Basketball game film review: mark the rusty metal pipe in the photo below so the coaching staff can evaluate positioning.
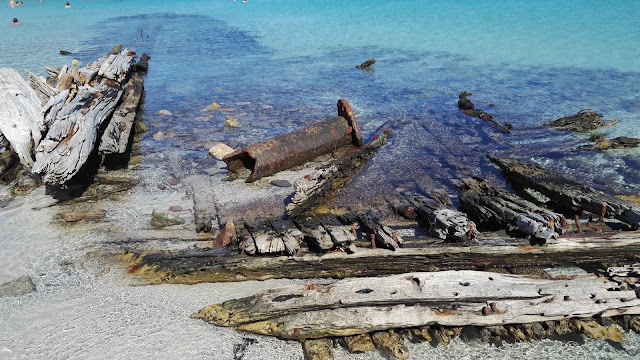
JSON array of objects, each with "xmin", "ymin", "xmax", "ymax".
[{"xmin": 223, "ymin": 99, "xmax": 363, "ymax": 183}]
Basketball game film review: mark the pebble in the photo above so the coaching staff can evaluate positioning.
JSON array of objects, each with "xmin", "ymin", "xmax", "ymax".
[
  {"xmin": 150, "ymin": 210, "xmax": 185, "ymax": 229},
  {"xmin": 208, "ymin": 143, "xmax": 235, "ymax": 160},
  {"xmin": 224, "ymin": 116, "xmax": 241, "ymax": 128},
  {"xmin": 152, "ymin": 131, "xmax": 165, "ymax": 140},
  {"xmin": 168, "ymin": 205, "xmax": 183, "ymax": 212},
  {"xmin": 0, "ymin": 276, "xmax": 36, "ymax": 298},
  {"xmin": 270, "ymin": 179, "xmax": 292, "ymax": 187},
  {"xmin": 134, "ymin": 122, "xmax": 147, "ymax": 133},
  {"xmin": 202, "ymin": 102, "xmax": 221, "ymax": 111}
]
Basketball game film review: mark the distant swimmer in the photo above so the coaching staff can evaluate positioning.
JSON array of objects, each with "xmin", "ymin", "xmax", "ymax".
[
  {"xmin": 12, "ymin": 17, "xmax": 20, "ymax": 26},
  {"xmin": 9, "ymin": 0, "xmax": 17, "ymax": 8},
  {"xmin": 65, "ymin": 2, "xmax": 70, "ymax": 8}
]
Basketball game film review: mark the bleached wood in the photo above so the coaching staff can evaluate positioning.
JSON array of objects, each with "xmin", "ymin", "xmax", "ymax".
[
  {"xmin": 0, "ymin": 68, "xmax": 43, "ymax": 167},
  {"xmin": 194, "ymin": 270, "xmax": 640, "ymax": 339},
  {"xmin": 32, "ymin": 83, "xmax": 124, "ymax": 185},
  {"xmin": 26, "ymin": 70, "xmax": 59, "ymax": 105},
  {"xmin": 41, "ymin": 89, "xmax": 69, "ymax": 131},
  {"xmin": 97, "ymin": 51, "xmax": 135, "ymax": 84},
  {"xmin": 32, "ymin": 49, "xmax": 138, "ymax": 186},
  {"xmin": 99, "ymin": 74, "xmax": 144, "ymax": 154}
]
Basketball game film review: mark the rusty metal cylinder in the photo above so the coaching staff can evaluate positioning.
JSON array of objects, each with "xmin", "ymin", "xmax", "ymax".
[{"xmin": 223, "ymin": 99, "xmax": 362, "ymax": 183}]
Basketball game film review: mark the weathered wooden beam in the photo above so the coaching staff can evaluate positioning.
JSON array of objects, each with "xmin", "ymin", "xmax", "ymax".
[
  {"xmin": 490, "ymin": 157, "xmax": 640, "ymax": 229},
  {"xmin": 294, "ymin": 216, "xmax": 334, "ymax": 251},
  {"xmin": 128, "ymin": 231, "xmax": 640, "ymax": 285},
  {"xmin": 352, "ymin": 210, "xmax": 403, "ymax": 250},
  {"xmin": 269, "ymin": 218, "xmax": 303, "ymax": 255},
  {"xmin": 98, "ymin": 74, "xmax": 144, "ymax": 155},
  {"xmin": 245, "ymin": 219, "xmax": 286, "ymax": 254},
  {"xmin": 458, "ymin": 177, "xmax": 564, "ymax": 243},
  {"xmin": 26, "ymin": 70, "xmax": 59, "ymax": 105},
  {"xmin": 286, "ymin": 130, "xmax": 389, "ymax": 217},
  {"xmin": 192, "ymin": 270, "xmax": 640, "ymax": 340},
  {"xmin": 0, "ymin": 68, "xmax": 43, "ymax": 167},
  {"xmin": 403, "ymin": 191, "xmax": 478, "ymax": 242}
]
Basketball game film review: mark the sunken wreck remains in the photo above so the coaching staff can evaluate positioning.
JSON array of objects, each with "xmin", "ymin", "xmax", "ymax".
[
  {"xmin": 4, "ymin": 48, "xmax": 640, "ymax": 360},
  {"xmin": 124, "ymin": 98, "xmax": 640, "ymax": 359}
]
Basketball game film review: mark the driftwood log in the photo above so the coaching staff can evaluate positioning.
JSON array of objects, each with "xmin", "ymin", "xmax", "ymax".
[
  {"xmin": 0, "ymin": 68, "xmax": 43, "ymax": 167},
  {"xmin": 32, "ymin": 48, "xmax": 137, "ymax": 185},
  {"xmin": 192, "ymin": 270, "xmax": 640, "ymax": 340},
  {"xmin": 458, "ymin": 177, "xmax": 564, "ymax": 243},
  {"xmin": 490, "ymin": 157, "xmax": 640, "ymax": 229},
  {"xmin": 546, "ymin": 109, "xmax": 618, "ymax": 132},
  {"xmin": 126, "ymin": 230, "xmax": 640, "ymax": 284}
]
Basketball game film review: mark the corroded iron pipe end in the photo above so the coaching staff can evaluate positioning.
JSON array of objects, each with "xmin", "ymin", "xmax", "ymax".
[
  {"xmin": 337, "ymin": 99, "xmax": 363, "ymax": 147},
  {"xmin": 223, "ymin": 100, "xmax": 363, "ymax": 183}
]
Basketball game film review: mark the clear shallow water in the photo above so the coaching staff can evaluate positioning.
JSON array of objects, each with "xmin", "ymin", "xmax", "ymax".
[
  {"xmin": 2, "ymin": 0, "xmax": 639, "ymax": 197},
  {"xmin": 2, "ymin": 1, "xmax": 640, "ymax": 359}
]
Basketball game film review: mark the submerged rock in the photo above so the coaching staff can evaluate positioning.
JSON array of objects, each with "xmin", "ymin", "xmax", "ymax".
[
  {"xmin": 208, "ymin": 143, "xmax": 235, "ymax": 160},
  {"xmin": 224, "ymin": 116, "xmax": 241, "ymax": 128},
  {"xmin": 546, "ymin": 109, "xmax": 618, "ymax": 132},
  {"xmin": 150, "ymin": 210, "xmax": 185, "ymax": 229},
  {"xmin": 157, "ymin": 109, "xmax": 173, "ymax": 116},
  {"xmin": 0, "ymin": 275, "xmax": 36, "ymax": 298}
]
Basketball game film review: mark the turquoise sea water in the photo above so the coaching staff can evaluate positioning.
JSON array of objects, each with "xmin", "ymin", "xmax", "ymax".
[{"xmin": 2, "ymin": 0, "xmax": 639, "ymax": 197}]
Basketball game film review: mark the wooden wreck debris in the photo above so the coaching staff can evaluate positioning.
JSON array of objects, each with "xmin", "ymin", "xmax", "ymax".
[
  {"xmin": 98, "ymin": 74, "xmax": 144, "ymax": 154},
  {"xmin": 223, "ymin": 99, "xmax": 363, "ymax": 183},
  {"xmin": 402, "ymin": 190, "xmax": 478, "ymax": 242},
  {"xmin": 339, "ymin": 334, "xmax": 376, "ymax": 353},
  {"xmin": 286, "ymin": 130, "xmax": 390, "ymax": 217},
  {"xmin": 294, "ymin": 216, "xmax": 335, "ymax": 252},
  {"xmin": 546, "ymin": 109, "xmax": 618, "ymax": 132},
  {"xmin": 245, "ymin": 219, "xmax": 287, "ymax": 254},
  {"xmin": 235, "ymin": 220, "xmax": 257, "ymax": 255},
  {"xmin": 458, "ymin": 177, "xmax": 564, "ymax": 243},
  {"xmin": 0, "ymin": 68, "xmax": 43, "ymax": 167},
  {"xmin": 32, "ymin": 48, "xmax": 138, "ymax": 186},
  {"xmin": 126, "ymin": 230, "xmax": 640, "ymax": 285},
  {"xmin": 490, "ymin": 157, "xmax": 640, "ymax": 229},
  {"xmin": 457, "ymin": 91, "xmax": 474, "ymax": 110},
  {"xmin": 26, "ymin": 70, "xmax": 59, "ymax": 105},
  {"xmin": 193, "ymin": 270, "xmax": 640, "ymax": 340},
  {"xmin": 269, "ymin": 218, "xmax": 304, "ymax": 255},
  {"xmin": 350, "ymin": 210, "xmax": 403, "ymax": 250}
]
